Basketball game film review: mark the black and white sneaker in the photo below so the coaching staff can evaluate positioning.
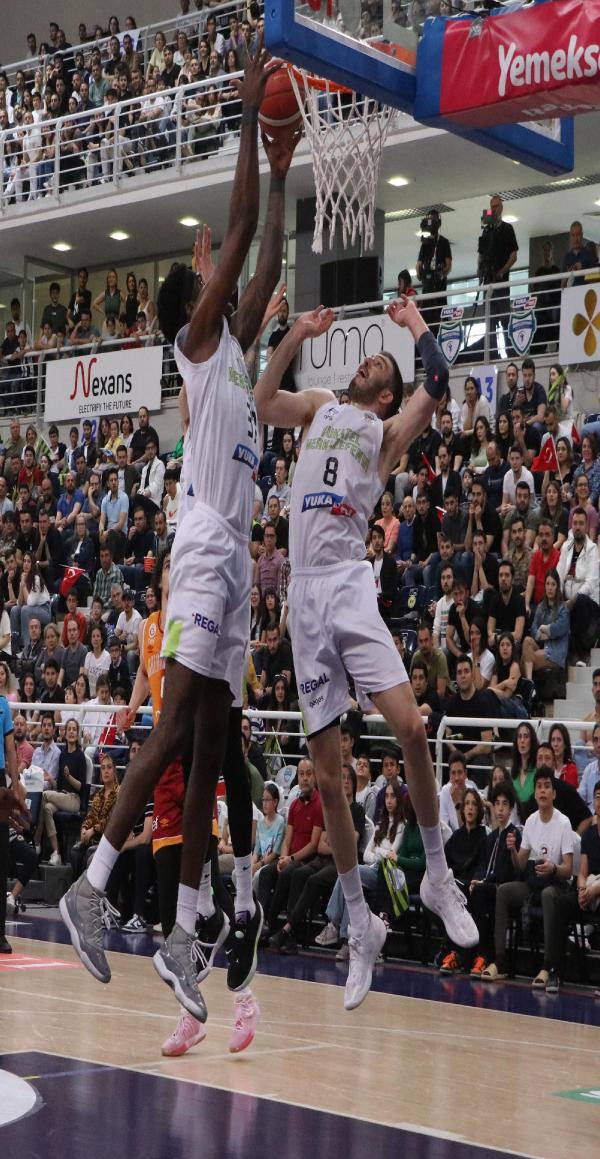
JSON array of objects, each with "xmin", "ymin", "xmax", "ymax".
[
  {"xmin": 225, "ymin": 901, "xmax": 263, "ymax": 992},
  {"xmin": 195, "ymin": 904, "xmax": 230, "ymax": 983}
]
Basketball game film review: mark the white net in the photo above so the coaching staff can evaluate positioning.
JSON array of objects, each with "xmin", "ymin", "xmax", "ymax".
[{"xmin": 289, "ymin": 68, "xmax": 396, "ymax": 254}]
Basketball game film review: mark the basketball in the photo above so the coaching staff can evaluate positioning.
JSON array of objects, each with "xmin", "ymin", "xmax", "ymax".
[{"xmin": 259, "ymin": 65, "xmax": 302, "ymax": 135}]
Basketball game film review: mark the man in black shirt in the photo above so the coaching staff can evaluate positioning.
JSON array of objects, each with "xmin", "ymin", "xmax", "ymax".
[
  {"xmin": 266, "ymin": 297, "xmax": 295, "ymax": 454},
  {"xmin": 445, "ymin": 655, "xmax": 494, "ymax": 787},
  {"xmin": 477, "ymin": 195, "xmax": 518, "ymax": 358},
  {"xmin": 161, "ymin": 45, "xmax": 180, "ymax": 89},
  {"xmin": 438, "ymin": 410, "xmax": 464, "ymax": 472},
  {"xmin": 497, "ymin": 362, "xmax": 519, "ymax": 418},
  {"xmin": 130, "ymin": 406, "xmax": 160, "ymax": 468},
  {"xmin": 122, "ymin": 506, "xmax": 155, "ymax": 592},
  {"xmin": 416, "ymin": 208, "xmax": 452, "ymax": 334},
  {"xmin": 407, "ymin": 423, "xmax": 442, "ymax": 481},
  {"xmin": 259, "ymin": 624, "xmax": 293, "ymax": 703},
  {"xmin": 67, "ymin": 268, "xmax": 92, "ymax": 332},
  {"xmin": 462, "ymin": 478, "xmax": 502, "ymax": 590},
  {"xmin": 107, "ymin": 637, "xmax": 133, "ymax": 699},
  {"xmin": 487, "ymin": 560, "xmax": 526, "ymax": 649},
  {"xmin": 15, "ymin": 510, "xmax": 40, "ymax": 561},
  {"xmin": 40, "ymin": 282, "xmax": 68, "ymax": 334}
]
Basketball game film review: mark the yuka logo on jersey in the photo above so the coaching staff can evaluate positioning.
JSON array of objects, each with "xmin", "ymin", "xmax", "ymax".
[
  {"xmin": 302, "ymin": 492, "xmax": 356, "ymax": 517},
  {"xmin": 232, "ymin": 443, "xmax": 259, "ymax": 480}
]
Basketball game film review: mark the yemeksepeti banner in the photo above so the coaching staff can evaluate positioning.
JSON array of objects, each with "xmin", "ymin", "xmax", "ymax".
[
  {"xmin": 44, "ymin": 345, "xmax": 163, "ymax": 423},
  {"xmin": 294, "ymin": 313, "xmax": 415, "ymax": 392},
  {"xmin": 438, "ymin": 0, "xmax": 600, "ymax": 127},
  {"xmin": 559, "ymin": 284, "xmax": 600, "ymax": 364}
]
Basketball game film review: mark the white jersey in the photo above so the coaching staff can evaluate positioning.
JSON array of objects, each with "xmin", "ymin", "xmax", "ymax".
[
  {"xmin": 178, "ymin": 431, "xmax": 193, "ymax": 524},
  {"xmin": 174, "ymin": 319, "xmax": 260, "ymax": 537},
  {"xmin": 289, "ymin": 401, "xmax": 384, "ymax": 570}
]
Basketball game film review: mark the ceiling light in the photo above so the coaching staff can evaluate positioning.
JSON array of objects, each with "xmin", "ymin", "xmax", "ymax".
[
  {"xmin": 388, "ymin": 175, "xmax": 409, "ymax": 188},
  {"xmin": 52, "ymin": 242, "xmax": 72, "ymax": 252},
  {"xmin": 109, "ymin": 230, "xmax": 130, "ymax": 241},
  {"xmin": 503, "ymin": 215, "xmax": 518, "ymax": 224},
  {"xmin": 179, "ymin": 216, "xmax": 200, "ymax": 228}
]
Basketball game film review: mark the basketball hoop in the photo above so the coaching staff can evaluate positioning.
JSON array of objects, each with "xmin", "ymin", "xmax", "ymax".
[{"xmin": 289, "ymin": 66, "xmax": 396, "ymax": 254}]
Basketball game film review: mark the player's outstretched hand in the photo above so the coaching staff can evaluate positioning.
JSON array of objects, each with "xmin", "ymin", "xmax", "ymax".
[
  {"xmin": 116, "ymin": 706, "xmax": 136, "ymax": 732},
  {"xmin": 294, "ymin": 305, "xmax": 335, "ymax": 341},
  {"xmin": 0, "ymin": 787, "xmax": 31, "ymax": 831},
  {"xmin": 261, "ymin": 284, "xmax": 287, "ymax": 330},
  {"xmin": 261, "ymin": 122, "xmax": 303, "ymax": 179},
  {"xmin": 386, "ymin": 295, "xmax": 420, "ymax": 327},
  {"xmin": 193, "ymin": 224, "xmax": 215, "ymax": 286},
  {"xmin": 235, "ymin": 33, "xmax": 282, "ymax": 108}
]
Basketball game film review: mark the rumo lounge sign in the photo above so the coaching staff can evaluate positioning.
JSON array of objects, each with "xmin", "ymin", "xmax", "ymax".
[
  {"xmin": 295, "ymin": 313, "xmax": 415, "ymax": 393},
  {"xmin": 439, "ymin": 0, "xmax": 600, "ymax": 126},
  {"xmin": 44, "ymin": 345, "xmax": 163, "ymax": 423}
]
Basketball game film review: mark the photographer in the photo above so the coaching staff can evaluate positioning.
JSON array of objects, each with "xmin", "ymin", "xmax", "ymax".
[
  {"xmin": 477, "ymin": 195, "xmax": 518, "ymax": 358},
  {"xmin": 416, "ymin": 208, "xmax": 452, "ymax": 334}
]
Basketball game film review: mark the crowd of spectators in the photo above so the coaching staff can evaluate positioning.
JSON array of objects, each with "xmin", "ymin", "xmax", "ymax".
[{"xmin": 0, "ymin": 3, "xmax": 265, "ymax": 201}]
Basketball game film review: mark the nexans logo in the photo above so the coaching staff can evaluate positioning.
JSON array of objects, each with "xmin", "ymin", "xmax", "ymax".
[
  {"xmin": 300, "ymin": 673, "xmax": 330, "ymax": 695},
  {"xmin": 69, "ymin": 357, "xmax": 133, "ymax": 401}
]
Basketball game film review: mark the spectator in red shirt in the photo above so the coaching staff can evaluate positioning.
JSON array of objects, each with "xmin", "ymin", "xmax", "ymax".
[
  {"xmin": 256, "ymin": 758, "xmax": 324, "ymax": 937},
  {"xmin": 17, "ymin": 446, "xmax": 43, "ymax": 494},
  {"xmin": 524, "ymin": 520, "xmax": 560, "ymax": 617},
  {"xmin": 60, "ymin": 589, "xmax": 88, "ymax": 646},
  {"xmin": 549, "ymin": 723, "xmax": 579, "ymax": 788}
]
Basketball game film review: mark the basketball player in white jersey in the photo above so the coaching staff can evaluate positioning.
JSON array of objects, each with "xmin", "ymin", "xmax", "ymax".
[
  {"xmin": 60, "ymin": 44, "xmax": 300, "ymax": 1020},
  {"xmin": 254, "ymin": 297, "xmax": 478, "ymax": 1009}
]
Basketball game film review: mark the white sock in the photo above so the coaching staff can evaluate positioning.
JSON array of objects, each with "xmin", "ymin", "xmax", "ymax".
[
  {"xmin": 176, "ymin": 884, "xmax": 198, "ymax": 935},
  {"xmin": 419, "ymin": 824, "xmax": 448, "ymax": 884},
  {"xmin": 86, "ymin": 836, "xmax": 119, "ymax": 892},
  {"xmin": 234, "ymin": 854, "xmax": 255, "ymax": 918},
  {"xmin": 338, "ymin": 865, "xmax": 369, "ymax": 935},
  {"xmin": 197, "ymin": 862, "xmax": 215, "ymax": 919}
]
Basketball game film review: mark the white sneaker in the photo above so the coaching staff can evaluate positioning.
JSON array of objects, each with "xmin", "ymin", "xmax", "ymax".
[
  {"xmin": 49, "ymin": 850, "xmax": 62, "ymax": 866},
  {"xmin": 344, "ymin": 913, "xmax": 387, "ymax": 1011},
  {"xmin": 420, "ymin": 869, "xmax": 478, "ymax": 948},
  {"xmin": 315, "ymin": 922, "xmax": 339, "ymax": 947},
  {"xmin": 6, "ymin": 893, "xmax": 16, "ymax": 916}
]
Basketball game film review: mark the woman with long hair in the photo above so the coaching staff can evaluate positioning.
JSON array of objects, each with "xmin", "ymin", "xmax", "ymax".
[
  {"xmin": 510, "ymin": 721, "xmax": 539, "ymax": 814},
  {"xmin": 266, "ymin": 675, "xmax": 297, "ymax": 762},
  {"xmin": 258, "ymin": 589, "xmax": 281, "ymax": 645},
  {"xmin": 522, "ymin": 569, "xmax": 569, "ymax": 681},
  {"xmin": 124, "ymin": 272, "xmax": 139, "ymax": 329},
  {"xmin": 0, "ymin": 594, "xmax": 11, "ymax": 665},
  {"xmin": 19, "ymin": 672, "xmax": 37, "ymax": 719},
  {"xmin": 468, "ymin": 618, "xmax": 495, "ymax": 689},
  {"xmin": 547, "ymin": 363, "xmax": 573, "ymax": 437},
  {"xmin": 10, "ymin": 552, "xmax": 51, "ymax": 646},
  {"xmin": 496, "ymin": 411, "xmax": 513, "ymax": 461},
  {"xmin": 252, "ymin": 782, "xmax": 285, "ymax": 878},
  {"xmin": 490, "ymin": 633, "xmax": 528, "ymax": 719},
  {"xmin": 93, "ymin": 268, "xmax": 123, "ymax": 325},
  {"xmin": 374, "ymin": 491, "xmax": 400, "ymax": 554},
  {"xmin": 137, "ymin": 277, "xmax": 156, "ymax": 331},
  {"xmin": 74, "ymin": 672, "xmax": 91, "ymax": 704},
  {"xmin": 249, "ymin": 584, "xmax": 262, "ymax": 645},
  {"xmin": 543, "ymin": 435, "xmax": 573, "ymax": 500},
  {"xmin": 539, "ymin": 480, "xmax": 568, "ymax": 549},
  {"xmin": 37, "ymin": 717, "xmax": 86, "ymax": 866},
  {"xmin": 83, "ymin": 626, "xmax": 111, "ymax": 696},
  {"xmin": 146, "ymin": 30, "xmax": 167, "ymax": 80},
  {"xmin": 573, "ymin": 433, "xmax": 600, "ymax": 507},
  {"xmin": 120, "ymin": 413, "xmax": 134, "ymax": 455},
  {"xmin": 461, "ymin": 376, "xmax": 492, "ymax": 442},
  {"xmin": 281, "ymin": 430, "xmax": 297, "ymax": 478},
  {"xmin": 548, "ymin": 723, "xmax": 578, "ymax": 787},
  {"xmin": 0, "ymin": 661, "xmax": 17, "ymax": 703},
  {"xmin": 222, "ymin": 47, "xmax": 242, "ymax": 133},
  {"xmin": 469, "ymin": 416, "xmax": 492, "ymax": 473},
  {"xmin": 34, "ymin": 622, "xmax": 65, "ymax": 689}
]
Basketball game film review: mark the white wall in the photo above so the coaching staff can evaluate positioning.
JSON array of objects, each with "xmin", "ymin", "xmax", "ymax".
[{"xmin": 3, "ymin": 1, "xmax": 176, "ymax": 64}]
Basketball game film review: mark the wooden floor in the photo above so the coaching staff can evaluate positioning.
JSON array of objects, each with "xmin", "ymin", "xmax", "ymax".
[{"xmin": 1, "ymin": 926, "xmax": 600, "ymax": 1158}]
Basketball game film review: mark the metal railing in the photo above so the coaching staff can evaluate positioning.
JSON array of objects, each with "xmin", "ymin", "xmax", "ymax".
[
  {"xmin": 2, "ymin": 0, "xmax": 255, "ymax": 87},
  {"xmin": 0, "ymin": 69, "xmax": 246, "ymax": 214},
  {"xmin": 436, "ymin": 715, "xmax": 597, "ymax": 785}
]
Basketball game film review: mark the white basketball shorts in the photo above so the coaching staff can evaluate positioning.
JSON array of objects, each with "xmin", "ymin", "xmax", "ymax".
[
  {"xmin": 288, "ymin": 559, "xmax": 408, "ymax": 737},
  {"xmin": 162, "ymin": 501, "xmax": 251, "ymax": 706}
]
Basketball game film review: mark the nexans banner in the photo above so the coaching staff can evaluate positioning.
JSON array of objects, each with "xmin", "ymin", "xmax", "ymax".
[
  {"xmin": 438, "ymin": 0, "xmax": 600, "ymax": 127},
  {"xmin": 44, "ymin": 345, "xmax": 163, "ymax": 423}
]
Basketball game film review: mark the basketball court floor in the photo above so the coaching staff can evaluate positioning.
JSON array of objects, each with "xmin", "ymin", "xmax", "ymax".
[{"xmin": 1, "ymin": 909, "xmax": 599, "ymax": 1158}]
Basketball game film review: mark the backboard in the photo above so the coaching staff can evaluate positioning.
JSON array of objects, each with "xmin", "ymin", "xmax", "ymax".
[
  {"xmin": 265, "ymin": 1, "xmax": 574, "ymax": 175},
  {"xmin": 265, "ymin": 1, "xmax": 418, "ymax": 110}
]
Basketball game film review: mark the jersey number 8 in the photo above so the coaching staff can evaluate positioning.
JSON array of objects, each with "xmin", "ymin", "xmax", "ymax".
[{"xmin": 323, "ymin": 456, "xmax": 338, "ymax": 486}]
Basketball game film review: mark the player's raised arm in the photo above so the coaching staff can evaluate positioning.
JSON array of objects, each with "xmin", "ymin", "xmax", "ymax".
[
  {"xmin": 378, "ymin": 297, "xmax": 449, "ymax": 483},
  {"xmin": 181, "ymin": 41, "xmax": 280, "ymax": 364},
  {"xmin": 231, "ymin": 125, "xmax": 301, "ymax": 354},
  {"xmin": 254, "ymin": 306, "xmax": 336, "ymax": 428}
]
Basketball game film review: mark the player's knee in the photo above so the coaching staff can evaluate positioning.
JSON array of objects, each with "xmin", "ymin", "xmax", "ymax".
[{"xmin": 403, "ymin": 708, "xmax": 428, "ymax": 751}]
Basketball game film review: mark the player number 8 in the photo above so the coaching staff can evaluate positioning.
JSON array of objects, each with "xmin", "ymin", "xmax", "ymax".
[{"xmin": 323, "ymin": 456, "xmax": 338, "ymax": 486}]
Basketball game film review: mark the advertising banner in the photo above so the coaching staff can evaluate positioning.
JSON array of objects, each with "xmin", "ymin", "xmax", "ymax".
[
  {"xmin": 559, "ymin": 284, "xmax": 600, "ymax": 363},
  {"xmin": 439, "ymin": 0, "xmax": 600, "ymax": 127},
  {"xmin": 295, "ymin": 313, "xmax": 415, "ymax": 392},
  {"xmin": 44, "ymin": 345, "xmax": 163, "ymax": 423}
]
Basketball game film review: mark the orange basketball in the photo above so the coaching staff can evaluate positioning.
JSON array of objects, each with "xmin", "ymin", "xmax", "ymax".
[{"xmin": 259, "ymin": 65, "xmax": 302, "ymax": 133}]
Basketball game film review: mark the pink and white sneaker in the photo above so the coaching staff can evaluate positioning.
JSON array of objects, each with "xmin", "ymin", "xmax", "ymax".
[
  {"xmin": 228, "ymin": 991, "xmax": 260, "ymax": 1054},
  {"xmin": 161, "ymin": 1010, "xmax": 207, "ymax": 1057}
]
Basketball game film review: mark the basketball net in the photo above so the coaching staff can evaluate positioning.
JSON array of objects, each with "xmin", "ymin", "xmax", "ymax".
[{"xmin": 290, "ymin": 68, "xmax": 395, "ymax": 254}]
